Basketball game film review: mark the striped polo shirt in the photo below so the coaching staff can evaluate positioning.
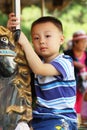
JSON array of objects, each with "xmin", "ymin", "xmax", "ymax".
[{"xmin": 33, "ymin": 54, "xmax": 77, "ymax": 122}]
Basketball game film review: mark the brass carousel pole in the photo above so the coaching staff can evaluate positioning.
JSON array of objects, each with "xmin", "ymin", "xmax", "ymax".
[
  {"xmin": 12, "ymin": 0, "xmax": 21, "ymax": 29},
  {"xmin": 12, "ymin": 0, "xmax": 21, "ymax": 42},
  {"xmin": 41, "ymin": 0, "xmax": 45, "ymax": 16}
]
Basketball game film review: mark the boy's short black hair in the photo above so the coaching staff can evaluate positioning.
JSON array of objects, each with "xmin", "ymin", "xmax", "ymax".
[{"xmin": 31, "ymin": 16, "xmax": 63, "ymax": 33}]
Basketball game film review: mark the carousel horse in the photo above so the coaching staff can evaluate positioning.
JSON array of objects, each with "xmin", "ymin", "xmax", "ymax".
[{"xmin": 0, "ymin": 26, "xmax": 32, "ymax": 130}]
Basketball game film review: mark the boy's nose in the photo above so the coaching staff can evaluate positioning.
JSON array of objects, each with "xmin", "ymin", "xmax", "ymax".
[
  {"xmin": 40, "ymin": 38, "xmax": 45, "ymax": 44},
  {"xmin": 40, "ymin": 41, "xmax": 45, "ymax": 45}
]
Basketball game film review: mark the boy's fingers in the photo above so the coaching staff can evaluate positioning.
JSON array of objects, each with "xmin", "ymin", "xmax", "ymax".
[
  {"xmin": 9, "ymin": 12, "xmax": 15, "ymax": 18},
  {"xmin": 9, "ymin": 12, "xmax": 18, "ymax": 21},
  {"xmin": 7, "ymin": 12, "xmax": 20, "ymax": 31}
]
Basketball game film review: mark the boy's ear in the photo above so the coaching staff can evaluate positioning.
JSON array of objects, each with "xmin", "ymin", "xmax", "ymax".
[{"xmin": 60, "ymin": 35, "xmax": 64, "ymax": 45}]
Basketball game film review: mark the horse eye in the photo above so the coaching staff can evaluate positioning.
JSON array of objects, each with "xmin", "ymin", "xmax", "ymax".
[{"xmin": 1, "ymin": 36, "xmax": 8, "ymax": 44}]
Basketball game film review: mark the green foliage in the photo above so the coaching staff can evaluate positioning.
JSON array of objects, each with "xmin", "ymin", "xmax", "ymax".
[
  {"xmin": 0, "ymin": 11, "xmax": 8, "ymax": 26},
  {"xmin": 21, "ymin": 5, "xmax": 42, "ymax": 40},
  {"xmin": 52, "ymin": 1, "xmax": 87, "ymax": 49},
  {"xmin": 0, "ymin": 1, "xmax": 87, "ymax": 50}
]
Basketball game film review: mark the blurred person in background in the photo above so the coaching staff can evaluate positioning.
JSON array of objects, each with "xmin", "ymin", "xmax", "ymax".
[{"xmin": 64, "ymin": 30, "xmax": 87, "ymax": 126}]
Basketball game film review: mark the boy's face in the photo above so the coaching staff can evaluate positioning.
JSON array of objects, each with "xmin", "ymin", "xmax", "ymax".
[{"xmin": 31, "ymin": 22, "xmax": 64, "ymax": 60}]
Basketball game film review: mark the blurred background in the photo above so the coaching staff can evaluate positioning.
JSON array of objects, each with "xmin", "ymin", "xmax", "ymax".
[{"xmin": 0, "ymin": 0, "xmax": 87, "ymax": 50}]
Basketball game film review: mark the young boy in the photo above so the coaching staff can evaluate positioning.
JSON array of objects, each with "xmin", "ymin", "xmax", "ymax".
[{"xmin": 7, "ymin": 13, "xmax": 77, "ymax": 130}]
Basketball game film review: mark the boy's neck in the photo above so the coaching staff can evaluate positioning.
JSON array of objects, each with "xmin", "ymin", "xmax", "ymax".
[{"xmin": 44, "ymin": 53, "xmax": 59, "ymax": 63}]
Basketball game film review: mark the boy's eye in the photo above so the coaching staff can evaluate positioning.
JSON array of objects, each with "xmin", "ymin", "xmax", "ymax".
[
  {"xmin": 46, "ymin": 35, "xmax": 51, "ymax": 38},
  {"xmin": 33, "ymin": 37, "xmax": 39, "ymax": 40}
]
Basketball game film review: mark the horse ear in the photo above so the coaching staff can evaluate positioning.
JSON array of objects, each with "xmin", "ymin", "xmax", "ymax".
[{"xmin": 0, "ymin": 26, "xmax": 11, "ymax": 34}]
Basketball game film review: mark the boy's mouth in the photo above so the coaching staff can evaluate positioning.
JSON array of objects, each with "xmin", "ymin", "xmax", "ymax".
[{"xmin": 40, "ymin": 47, "xmax": 47, "ymax": 51}]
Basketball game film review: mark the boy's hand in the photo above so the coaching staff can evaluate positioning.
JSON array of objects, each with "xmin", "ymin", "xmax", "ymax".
[{"xmin": 7, "ymin": 12, "xmax": 19, "ymax": 31}]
